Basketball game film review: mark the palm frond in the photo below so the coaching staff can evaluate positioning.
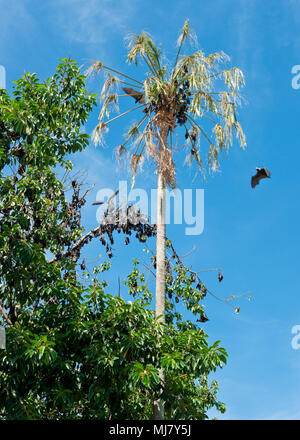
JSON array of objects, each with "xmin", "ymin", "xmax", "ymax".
[
  {"xmin": 124, "ymin": 115, "xmax": 147, "ymax": 141},
  {"xmin": 208, "ymin": 144, "xmax": 219, "ymax": 172},
  {"xmin": 92, "ymin": 122, "xmax": 108, "ymax": 146},
  {"xmin": 130, "ymin": 150, "xmax": 145, "ymax": 189},
  {"xmin": 126, "ymin": 32, "xmax": 150, "ymax": 65},
  {"xmin": 233, "ymin": 120, "xmax": 246, "ymax": 148},
  {"xmin": 126, "ymin": 32, "xmax": 163, "ymax": 78},
  {"xmin": 145, "ymin": 129, "xmax": 158, "ymax": 161},
  {"xmin": 116, "ymin": 144, "xmax": 128, "ymax": 157},
  {"xmin": 172, "ymin": 19, "xmax": 197, "ymax": 78},
  {"xmin": 178, "ymin": 18, "xmax": 197, "ymax": 47},
  {"xmin": 85, "ymin": 61, "xmax": 103, "ymax": 77},
  {"xmin": 98, "ymin": 94, "xmax": 119, "ymax": 121},
  {"xmin": 100, "ymin": 73, "xmax": 120, "ymax": 100}
]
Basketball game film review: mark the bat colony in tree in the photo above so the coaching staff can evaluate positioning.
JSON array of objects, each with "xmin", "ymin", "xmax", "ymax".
[{"xmin": 251, "ymin": 167, "xmax": 271, "ymax": 189}]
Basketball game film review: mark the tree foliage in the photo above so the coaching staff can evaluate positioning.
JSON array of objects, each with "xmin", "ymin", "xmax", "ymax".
[{"xmin": 0, "ymin": 58, "xmax": 227, "ymax": 420}]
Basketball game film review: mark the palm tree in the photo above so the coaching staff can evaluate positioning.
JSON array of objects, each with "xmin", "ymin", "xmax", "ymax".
[{"xmin": 87, "ymin": 19, "xmax": 246, "ymax": 419}]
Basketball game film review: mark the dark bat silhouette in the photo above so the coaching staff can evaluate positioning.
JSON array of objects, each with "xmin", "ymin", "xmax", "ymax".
[
  {"xmin": 197, "ymin": 312, "xmax": 209, "ymax": 323},
  {"xmin": 251, "ymin": 167, "xmax": 271, "ymax": 189},
  {"xmin": 122, "ymin": 87, "xmax": 145, "ymax": 104}
]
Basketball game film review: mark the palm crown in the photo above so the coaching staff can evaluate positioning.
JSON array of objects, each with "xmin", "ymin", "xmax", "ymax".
[{"xmin": 87, "ymin": 19, "xmax": 246, "ymax": 187}]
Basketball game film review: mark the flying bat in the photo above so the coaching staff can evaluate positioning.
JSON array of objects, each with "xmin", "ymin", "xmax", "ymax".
[
  {"xmin": 122, "ymin": 87, "xmax": 145, "ymax": 104},
  {"xmin": 92, "ymin": 190, "xmax": 119, "ymax": 206},
  {"xmin": 251, "ymin": 167, "xmax": 271, "ymax": 189}
]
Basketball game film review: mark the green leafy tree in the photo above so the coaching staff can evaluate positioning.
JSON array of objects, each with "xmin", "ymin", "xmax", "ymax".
[
  {"xmin": 0, "ymin": 58, "xmax": 228, "ymax": 420},
  {"xmin": 88, "ymin": 19, "xmax": 246, "ymax": 418}
]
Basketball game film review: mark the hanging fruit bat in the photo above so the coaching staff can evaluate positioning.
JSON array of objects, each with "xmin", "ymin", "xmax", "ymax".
[
  {"xmin": 197, "ymin": 312, "xmax": 209, "ymax": 323},
  {"xmin": 251, "ymin": 167, "xmax": 271, "ymax": 189},
  {"xmin": 122, "ymin": 87, "xmax": 145, "ymax": 104}
]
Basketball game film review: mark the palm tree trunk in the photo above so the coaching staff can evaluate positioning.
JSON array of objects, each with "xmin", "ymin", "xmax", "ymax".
[{"xmin": 153, "ymin": 125, "xmax": 168, "ymax": 420}]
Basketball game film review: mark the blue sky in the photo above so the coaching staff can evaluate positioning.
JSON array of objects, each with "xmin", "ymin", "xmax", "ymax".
[{"xmin": 1, "ymin": 0, "xmax": 300, "ymax": 420}]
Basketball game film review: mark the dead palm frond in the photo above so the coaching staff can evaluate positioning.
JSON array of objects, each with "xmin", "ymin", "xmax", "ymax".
[{"xmin": 88, "ymin": 19, "xmax": 246, "ymax": 184}]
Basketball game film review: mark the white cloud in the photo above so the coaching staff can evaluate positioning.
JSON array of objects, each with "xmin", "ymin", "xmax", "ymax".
[{"xmin": 51, "ymin": 0, "xmax": 138, "ymax": 51}]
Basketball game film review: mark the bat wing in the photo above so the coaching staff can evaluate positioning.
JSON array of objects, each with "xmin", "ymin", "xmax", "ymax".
[
  {"xmin": 251, "ymin": 167, "xmax": 271, "ymax": 188},
  {"xmin": 122, "ymin": 87, "xmax": 135, "ymax": 96},
  {"xmin": 197, "ymin": 312, "xmax": 209, "ymax": 323},
  {"xmin": 122, "ymin": 87, "xmax": 145, "ymax": 104},
  {"xmin": 262, "ymin": 168, "xmax": 271, "ymax": 178},
  {"xmin": 251, "ymin": 174, "xmax": 259, "ymax": 188}
]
